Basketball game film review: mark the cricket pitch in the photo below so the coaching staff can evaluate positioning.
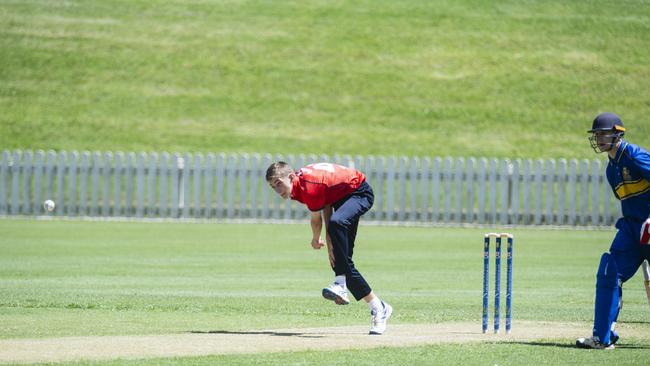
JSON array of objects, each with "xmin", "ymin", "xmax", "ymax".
[{"xmin": 2, "ymin": 321, "xmax": 645, "ymax": 364}]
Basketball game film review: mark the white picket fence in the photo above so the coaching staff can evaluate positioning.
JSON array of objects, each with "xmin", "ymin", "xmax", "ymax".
[{"xmin": 0, "ymin": 150, "xmax": 620, "ymax": 226}]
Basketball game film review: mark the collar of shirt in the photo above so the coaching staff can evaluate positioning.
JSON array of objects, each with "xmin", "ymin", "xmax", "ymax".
[
  {"xmin": 610, "ymin": 140, "xmax": 628, "ymax": 164},
  {"xmin": 290, "ymin": 176, "xmax": 301, "ymax": 201}
]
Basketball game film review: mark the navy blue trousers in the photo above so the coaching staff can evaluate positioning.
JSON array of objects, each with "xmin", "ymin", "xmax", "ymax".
[
  {"xmin": 593, "ymin": 217, "xmax": 650, "ymax": 343},
  {"xmin": 328, "ymin": 181, "xmax": 374, "ymax": 301}
]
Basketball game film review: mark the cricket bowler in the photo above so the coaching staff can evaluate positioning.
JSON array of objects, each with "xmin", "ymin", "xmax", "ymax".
[{"xmin": 266, "ymin": 161, "xmax": 392, "ymax": 335}]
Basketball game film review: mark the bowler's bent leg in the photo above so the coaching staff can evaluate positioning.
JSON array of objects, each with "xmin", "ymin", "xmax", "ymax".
[{"xmin": 328, "ymin": 185, "xmax": 374, "ymax": 301}]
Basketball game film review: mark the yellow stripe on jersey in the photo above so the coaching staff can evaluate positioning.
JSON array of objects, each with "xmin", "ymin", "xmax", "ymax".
[{"xmin": 615, "ymin": 178, "xmax": 650, "ymax": 200}]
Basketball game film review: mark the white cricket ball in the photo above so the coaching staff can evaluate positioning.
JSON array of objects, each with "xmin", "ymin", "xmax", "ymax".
[{"xmin": 43, "ymin": 200, "xmax": 56, "ymax": 212}]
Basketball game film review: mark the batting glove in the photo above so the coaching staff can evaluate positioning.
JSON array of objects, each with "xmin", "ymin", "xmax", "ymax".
[{"xmin": 641, "ymin": 218, "xmax": 650, "ymax": 245}]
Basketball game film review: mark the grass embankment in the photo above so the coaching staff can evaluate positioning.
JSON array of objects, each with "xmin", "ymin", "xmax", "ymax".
[{"xmin": 1, "ymin": 0, "xmax": 649, "ymax": 158}]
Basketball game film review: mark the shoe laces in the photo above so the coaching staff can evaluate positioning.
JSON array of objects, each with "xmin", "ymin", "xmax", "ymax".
[
  {"xmin": 371, "ymin": 304, "xmax": 385, "ymax": 323},
  {"xmin": 371, "ymin": 313, "xmax": 380, "ymax": 326}
]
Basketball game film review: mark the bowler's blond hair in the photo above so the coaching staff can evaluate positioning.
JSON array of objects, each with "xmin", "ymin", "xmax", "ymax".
[{"xmin": 265, "ymin": 161, "xmax": 294, "ymax": 182}]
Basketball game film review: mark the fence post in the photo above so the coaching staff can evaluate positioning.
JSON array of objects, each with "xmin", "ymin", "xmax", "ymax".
[
  {"xmin": 0, "ymin": 151, "xmax": 9, "ymax": 215},
  {"xmin": 398, "ymin": 156, "xmax": 407, "ymax": 222},
  {"xmin": 591, "ymin": 160, "xmax": 602, "ymax": 226},
  {"xmin": 79, "ymin": 151, "xmax": 90, "ymax": 217},
  {"xmin": 216, "ymin": 153, "xmax": 225, "ymax": 219},
  {"xmin": 464, "ymin": 158, "xmax": 475, "ymax": 224},
  {"xmin": 11, "ymin": 150, "xmax": 21, "ymax": 215},
  {"xmin": 181, "ymin": 153, "xmax": 191, "ymax": 218},
  {"xmin": 227, "ymin": 154, "xmax": 237, "ymax": 219},
  {"xmin": 238, "ymin": 154, "xmax": 249, "ymax": 219},
  {"xmin": 249, "ymin": 154, "xmax": 259, "ymax": 219},
  {"xmin": 545, "ymin": 159, "xmax": 555, "ymax": 225},
  {"xmin": 195, "ymin": 153, "xmax": 204, "ymax": 218},
  {"xmin": 375, "ymin": 156, "xmax": 385, "ymax": 221},
  {"xmin": 533, "ymin": 159, "xmax": 543, "ymax": 225},
  {"xmin": 159, "ymin": 153, "xmax": 169, "ymax": 218},
  {"xmin": 114, "ymin": 152, "xmax": 124, "ymax": 217},
  {"xmin": 91, "ymin": 152, "xmax": 101, "ymax": 217},
  {"xmin": 124, "ymin": 152, "xmax": 135, "ymax": 218},
  {"xmin": 454, "ymin": 157, "xmax": 464, "ymax": 223},
  {"xmin": 67, "ymin": 151, "xmax": 79, "ymax": 217},
  {"xmin": 204, "ymin": 153, "xmax": 215, "ymax": 219},
  {"xmin": 136, "ymin": 152, "xmax": 145, "ymax": 218},
  {"xmin": 511, "ymin": 160, "xmax": 520, "ymax": 225},
  {"xmin": 33, "ymin": 151, "xmax": 44, "ymax": 215},
  {"xmin": 386, "ymin": 157, "xmax": 395, "ymax": 221},
  {"xmin": 568, "ymin": 159, "xmax": 578, "ymax": 225},
  {"xmin": 56, "ymin": 151, "xmax": 67, "ymax": 217},
  {"xmin": 261, "ymin": 154, "xmax": 271, "ymax": 219},
  {"xmin": 420, "ymin": 157, "xmax": 430, "ymax": 222},
  {"xmin": 579, "ymin": 159, "xmax": 590, "ymax": 226},
  {"xmin": 522, "ymin": 159, "xmax": 531, "ymax": 224},
  {"xmin": 365, "ymin": 156, "xmax": 377, "ymax": 221},
  {"xmin": 410, "ymin": 156, "xmax": 418, "ymax": 222},
  {"xmin": 147, "ymin": 152, "xmax": 158, "ymax": 218},
  {"xmin": 488, "ymin": 158, "xmax": 497, "ymax": 224},
  {"xmin": 500, "ymin": 159, "xmax": 509, "ymax": 225},
  {"xmin": 171, "ymin": 153, "xmax": 181, "ymax": 219},
  {"xmin": 22, "ymin": 150, "xmax": 33, "ymax": 215},
  {"xmin": 557, "ymin": 159, "xmax": 567, "ymax": 225},
  {"xmin": 476, "ymin": 158, "xmax": 486, "ymax": 224},
  {"xmin": 100, "ymin": 152, "xmax": 111, "ymax": 217},
  {"xmin": 443, "ymin": 157, "xmax": 452, "ymax": 223}
]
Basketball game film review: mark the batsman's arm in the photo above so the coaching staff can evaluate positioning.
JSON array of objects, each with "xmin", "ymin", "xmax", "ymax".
[{"xmin": 310, "ymin": 211, "xmax": 325, "ymax": 249}]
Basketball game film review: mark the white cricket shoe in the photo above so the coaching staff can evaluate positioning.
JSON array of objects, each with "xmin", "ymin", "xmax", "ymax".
[
  {"xmin": 322, "ymin": 283, "xmax": 350, "ymax": 305},
  {"xmin": 369, "ymin": 302, "xmax": 393, "ymax": 335},
  {"xmin": 576, "ymin": 336, "xmax": 615, "ymax": 350}
]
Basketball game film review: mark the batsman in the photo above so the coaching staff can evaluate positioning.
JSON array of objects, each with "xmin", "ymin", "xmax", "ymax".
[{"xmin": 577, "ymin": 112, "xmax": 650, "ymax": 349}]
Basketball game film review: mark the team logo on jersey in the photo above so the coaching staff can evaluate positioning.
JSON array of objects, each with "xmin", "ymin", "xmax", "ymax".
[{"xmin": 622, "ymin": 167, "xmax": 633, "ymax": 182}]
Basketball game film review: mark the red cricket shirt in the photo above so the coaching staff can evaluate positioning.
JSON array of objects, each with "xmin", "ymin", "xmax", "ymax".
[{"xmin": 290, "ymin": 163, "xmax": 366, "ymax": 211}]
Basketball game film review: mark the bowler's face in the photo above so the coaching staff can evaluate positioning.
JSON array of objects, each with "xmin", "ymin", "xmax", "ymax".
[{"xmin": 269, "ymin": 177, "xmax": 292, "ymax": 199}]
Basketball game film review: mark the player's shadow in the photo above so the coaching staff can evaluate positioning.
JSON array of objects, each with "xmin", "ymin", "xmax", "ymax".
[
  {"xmin": 189, "ymin": 330, "xmax": 325, "ymax": 339},
  {"xmin": 512, "ymin": 341, "xmax": 576, "ymax": 349},
  {"xmin": 621, "ymin": 320, "xmax": 650, "ymax": 325},
  {"xmin": 513, "ymin": 341, "xmax": 650, "ymax": 350}
]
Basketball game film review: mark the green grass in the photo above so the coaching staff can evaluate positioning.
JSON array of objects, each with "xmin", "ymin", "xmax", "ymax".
[
  {"xmin": 1, "ymin": 220, "xmax": 649, "ymax": 364},
  {"xmin": 27, "ymin": 342, "xmax": 650, "ymax": 366},
  {"xmin": 2, "ymin": 2, "xmax": 650, "ymax": 363},
  {"xmin": 1, "ymin": 0, "xmax": 649, "ymax": 158}
]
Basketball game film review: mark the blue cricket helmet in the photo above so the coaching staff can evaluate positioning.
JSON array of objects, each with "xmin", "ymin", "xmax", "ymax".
[{"xmin": 588, "ymin": 112, "xmax": 625, "ymax": 134}]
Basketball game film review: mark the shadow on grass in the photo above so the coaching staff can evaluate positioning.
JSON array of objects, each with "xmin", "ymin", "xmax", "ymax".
[
  {"xmin": 188, "ymin": 330, "xmax": 325, "ymax": 338},
  {"xmin": 513, "ymin": 341, "xmax": 650, "ymax": 350},
  {"xmin": 613, "ymin": 345, "xmax": 650, "ymax": 350},
  {"xmin": 621, "ymin": 320, "xmax": 650, "ymax": 325},
  {"xmin": 512, "ymin": 341, "xmax": 576, "ymax": 349}
]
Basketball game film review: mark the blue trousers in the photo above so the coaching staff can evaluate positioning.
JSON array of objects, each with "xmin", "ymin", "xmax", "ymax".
[
  {"xmin": 328, "ymin": 181, "xmax": 374, "ymax": 301},
  {"xmin": 593, "ymin": 217, "xmax": 650, "ymax": 343}
]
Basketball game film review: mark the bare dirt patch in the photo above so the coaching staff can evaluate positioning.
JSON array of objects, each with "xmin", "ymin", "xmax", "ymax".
[{"xmin": 1, "ymin": 321, "xmax": 646, "ymax": 364}]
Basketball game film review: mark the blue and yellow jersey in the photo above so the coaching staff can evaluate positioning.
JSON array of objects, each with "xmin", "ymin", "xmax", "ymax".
[{"xmin": 606, "ymin": 140, "xmax": 650, "ymax": 220}]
